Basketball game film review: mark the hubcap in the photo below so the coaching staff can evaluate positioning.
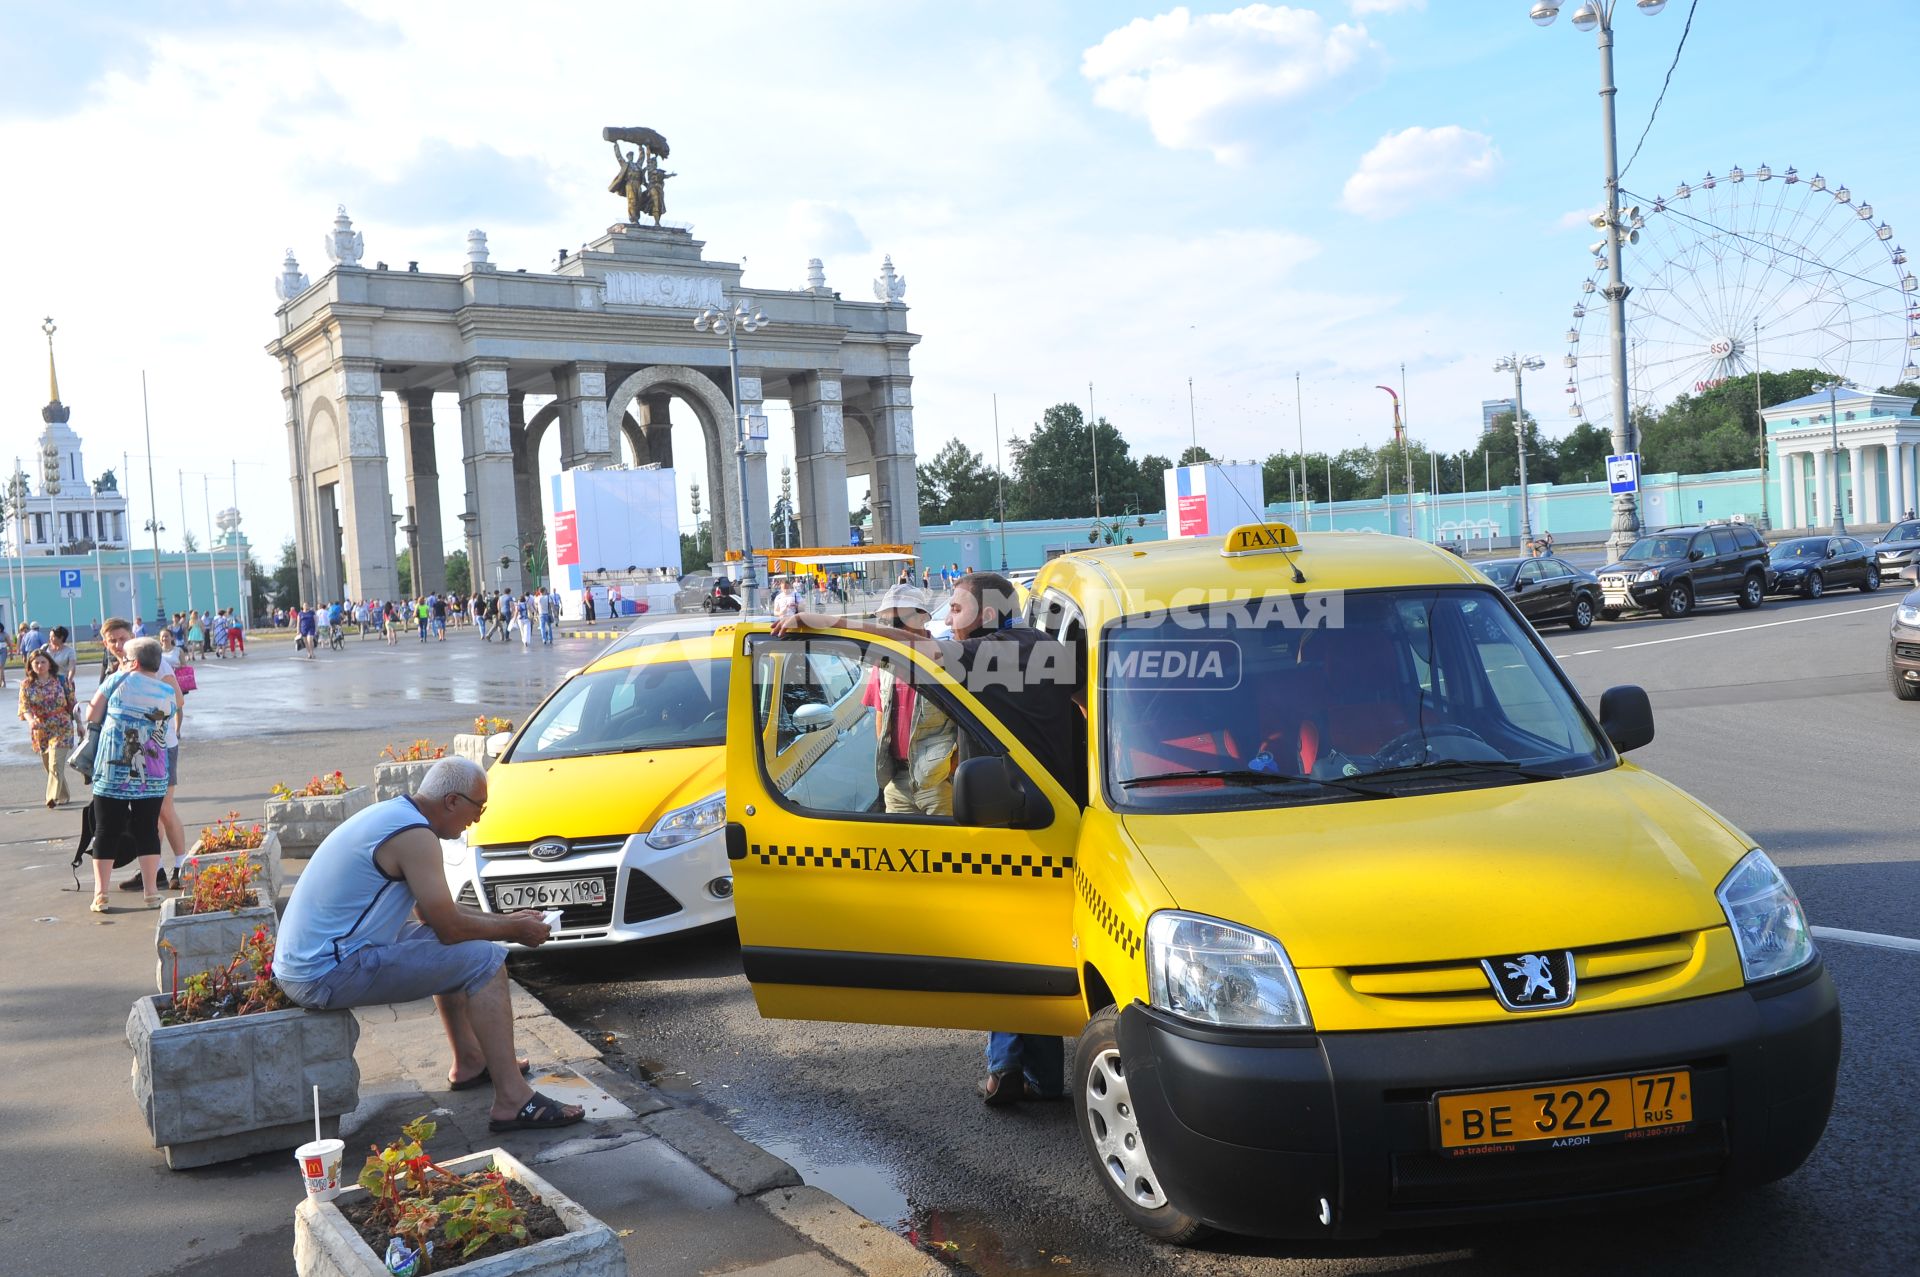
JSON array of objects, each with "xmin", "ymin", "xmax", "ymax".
[{"xmin": 1084, "ymin": 1047, "xmax": 1168, "ymax": 1210}]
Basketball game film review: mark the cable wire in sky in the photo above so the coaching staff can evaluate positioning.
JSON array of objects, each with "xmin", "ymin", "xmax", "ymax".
[{"xmin": 1618, "ymin": 0, "xmax": 1699, "ymax": 182}]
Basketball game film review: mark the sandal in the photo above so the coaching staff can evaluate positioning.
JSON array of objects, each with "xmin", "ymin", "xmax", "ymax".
[
  {"xmin": 448, "ymin": 1060, "xmax": 533, "ymax": 1091},
  {"xmin": 144, "ymin": 893, "xmax": 162, "ymax": 909},
  {"xmin": 487, "ymin": 1091, "xmax": 585, "ymax": 1133},
  {"xmin": 90, "ymin": 893, "xmax": 109, "ymax": 913}
]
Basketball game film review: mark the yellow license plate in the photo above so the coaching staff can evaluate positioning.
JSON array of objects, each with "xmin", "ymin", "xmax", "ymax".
[{"xmin": 1435, "ymin": 1069, "xmax": 1693, "ymax": 1152}]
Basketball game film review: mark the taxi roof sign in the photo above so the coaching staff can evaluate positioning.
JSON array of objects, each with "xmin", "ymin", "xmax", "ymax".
[{"xmin": 1221, "ymin": 521, "xmax": 1301, "ymax": 558}]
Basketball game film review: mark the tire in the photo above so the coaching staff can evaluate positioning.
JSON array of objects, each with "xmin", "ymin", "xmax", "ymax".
[
  {"xmin": 1864, "ymin": 566, "xmax": 1881, "ymax": 593},
  {"xmin": 1805, "ymin": 572, "xmax": 1824, "ymax": 599},
  {"xmin": 1661, "ymin": 581, "xmax": 1693, "ymax": 619},
  {"xmin": 1736, "ymin": 573, "xmax": 1765, "ymax": 610},
  {"xmin": 1569, "ymin": 595, "xmax": 1595, "ymax": 631},
  {"xmin": 1891, "ymin": 648, "xmax": 1920, "ymax": 701},
  {"xmin": 1074, "ymin": 1005, "xmax": 1209, "ymax": 1246}
]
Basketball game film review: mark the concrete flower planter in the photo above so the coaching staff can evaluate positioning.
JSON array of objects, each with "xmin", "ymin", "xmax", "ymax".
[
  {"xmin": 180, "ymin": 829, "xmax": 285, "ymax": 906},
  {"xmin": 295, "ymin": 1148, "xmax": 626, "ymax": 1277},
  {"xmin": 265, "ymin": 786, "xmax": 373, "ymax": 857},
  {"xmin": 153, "ymin": 894, "xmax": 277, "ymax": 992},
  {"xmin": 126, "ymin": 993, "xmax": 360, "ymax": 1170},
  {"xmin": 452, "ymin": 733, "xmax": 494, "ymax": 769},
  {"xmin": 372, "ymin": 758, "xmax": 440, "ymax": 802}
]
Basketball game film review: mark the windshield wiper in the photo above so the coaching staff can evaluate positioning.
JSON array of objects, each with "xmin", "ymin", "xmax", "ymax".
[
  {"xmin": 1353, "ymin": 758, "xmax": 1565, "ymax": 783},
  {"xmin": 1118, "ymin": 768, "xmax": 1391, "ymax": 797}
]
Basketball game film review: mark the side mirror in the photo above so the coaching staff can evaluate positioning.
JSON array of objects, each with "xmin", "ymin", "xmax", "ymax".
[
  {"xmin": 1511, "ymin": 577, "xmax": 1527, "ymax": 592},
  {"xmin": 1688, "ymin": 548, "xmax": 1704, "ymax": 561},
  {"xmin": 1826, "ymin": 546, "xmax": 1839, "ymax": 559},
  {"xmin": 953, "ymin": 755, "xmax": 1033, "ymax": 828},
  {"xmin": 791, "ymin": 702, "xmax": 835, "ymax": 734},
  {"xmin": 1598, "ymin": 685, "xmax": 1655, "ymax": 754},
  {"xmin": 485, "ymin": 731, "xmax": 513, "ymax": 759}
]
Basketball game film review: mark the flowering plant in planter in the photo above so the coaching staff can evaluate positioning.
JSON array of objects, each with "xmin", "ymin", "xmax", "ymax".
[
  {"xmin": 272, "ymin": 770, "xmax": 352, "ymax": 800},
  {"xmin": 159, "ymin": 926, "xmax": 292, "ymax": 1026},
  {"xmin": 472, "ymin": 715, "xmax": 513, "ymax": 737},
  {"xmin": 197, "ymin": 810, "xmax": 268, "ymax": 852},
  {"xmin": 381, "ymin": 740, "xmax": 447, "ymax": 763},
  {"xmin": 178, "ymin": 854, "xmax": 261, "ymax": 916},
  {"xmin": 353, "ymin": 1115, "xmax": 544, "ymax": 1270}
]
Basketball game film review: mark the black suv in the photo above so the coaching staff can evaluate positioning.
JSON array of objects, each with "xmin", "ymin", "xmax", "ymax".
[{"xmin": 1596, "ymin": 523, "xmax": 1769, "ymax": 619}]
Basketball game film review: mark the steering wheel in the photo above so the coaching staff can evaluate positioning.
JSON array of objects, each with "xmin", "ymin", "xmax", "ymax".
[{"xmin": 1371, "ymin": 724, "xmax": 1493, "ymax": 770}]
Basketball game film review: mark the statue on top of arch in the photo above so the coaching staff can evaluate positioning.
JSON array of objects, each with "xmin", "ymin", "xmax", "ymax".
[{"xmin": 605, "ymin": 126, "xmax": 675, "ymax": 227}]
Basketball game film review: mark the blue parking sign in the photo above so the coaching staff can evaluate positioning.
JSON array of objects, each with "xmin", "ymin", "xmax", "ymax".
[
  {"xmin": 58, "ymin": 568, "xmax": 83, "ymax": 598},
  {"xmin": 1606, "ymin": 453, "xmax": 1640, "ymax": 495}
]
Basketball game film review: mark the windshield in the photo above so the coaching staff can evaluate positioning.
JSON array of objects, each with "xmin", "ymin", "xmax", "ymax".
[
  {"xmin": 1478, "ymin": 561, "xmax": 1519, "ymax": 586},
  {"xmin": 1104, "ymin": 588, "xmax": 1609, "ymax": 810},
  {"xmin": 1881, "ymin": 522, "xmax": 1920, "ymax": 542},
  {"xmin": 508, "ymin": 657, "xmax": 730, "ymax": 762},
  {"xmin": 1621, "ymin": 535, "xmax": 1691, "ymax": 561},
  {"xmin": 1771, "ymin": 540, "xmax": 1825, "ymax": 561}
]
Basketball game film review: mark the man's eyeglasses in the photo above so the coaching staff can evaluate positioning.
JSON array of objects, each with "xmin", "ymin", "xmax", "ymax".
[{"xmin": 449, "ymin": 793, "xmax": 486, "ymax": 815}]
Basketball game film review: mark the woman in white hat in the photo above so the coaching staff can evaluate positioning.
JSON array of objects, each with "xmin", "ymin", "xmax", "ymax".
[{"xmin": 857, "ymin": 585, "xmax": 958, "ymax": 815}]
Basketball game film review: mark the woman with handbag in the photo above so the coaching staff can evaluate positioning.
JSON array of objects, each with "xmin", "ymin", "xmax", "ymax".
[
  {"xmin": 17, "ymin": 648, "xmax": 75, "ymax": 808},
  {"xmin": 82, "ymin": 636, "xmax": 175, "ymax": 912}
]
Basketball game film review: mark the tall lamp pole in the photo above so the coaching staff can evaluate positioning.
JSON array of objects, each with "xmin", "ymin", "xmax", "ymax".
[
  {"xmin": 1817, "ymin": 380, "xmax": 1850, "ymax": 533},
  {"xmin": 1532, "ymin": 0, "xmax": 1668, "ymax": 560},
  {"xmin": 1494, "ymin": 355, "xmax": 1546, "ymax": 546},
  {"xmin": 693, "ymin": 300, "xmax": 768, "ymax": 609}
]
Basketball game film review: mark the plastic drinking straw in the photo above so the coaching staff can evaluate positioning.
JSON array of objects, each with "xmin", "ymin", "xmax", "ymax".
[{"xmin": 313, "ymin": 1084, "xmax": 321, "ymax": 1146}]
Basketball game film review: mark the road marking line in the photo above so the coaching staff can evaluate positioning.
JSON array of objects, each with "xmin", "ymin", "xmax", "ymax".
[
  {"xmin": 1607, "ymin": 602, "xmax": 1898, "ymax": 651},
  {"xmin": 1574, "ymin": 649, "xmax": 1602, "ymax": 655},
  {"xmin": 1813, "ymin": 925, "xmax": 1920, "ymax": 955}
]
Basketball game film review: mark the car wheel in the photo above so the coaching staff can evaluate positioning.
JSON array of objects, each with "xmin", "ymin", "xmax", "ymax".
[
  {"xmin": 1737, "ymin": 573, "xmax": 1765, "ymax": 610},
  {"xmin": 1661, "ymin": 581, "xmax": 1693, "ymax": 618},
  {"xmin": 1805, "ymin": 571, "xmax": 1824, "ymax": 599},
  {"xmin": 1569, "ymin": 596, "xmax": 1595, "ymax": 630},
  {"xmin": 1890, "ymin": 648, "xmax": 1920, "ymax": 701},
  {"xmin": 1074, "ymin": 1005, "xmax": 1209, "ymax": 1245},
  {"xmin": 1864, "ymin": 566, "xmax": 1881, "ymax": 593}
]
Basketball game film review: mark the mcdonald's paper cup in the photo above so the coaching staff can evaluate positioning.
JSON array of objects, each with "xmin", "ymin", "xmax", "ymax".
[{"xmin": 295, "ymin": 1138, "xmax": 345, "ymax": 1202}]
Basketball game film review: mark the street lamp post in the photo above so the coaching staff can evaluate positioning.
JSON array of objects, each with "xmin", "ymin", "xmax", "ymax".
[
  {"xmin": 141, "ymin": 372, "xmax": 166, "ymax": 620},
  {"xmin": 1532, "ymin": 0, "xmax": 1668, "ymax": 560},
  {"xmin": 693, "ymin": 301, "xmax": 768, "ymax": 609},
  {"xmin": 1493, "ymin": 355, "xmax": 1546, "ymax": 546},
  {"xmin": 1817, "ymin": 380, "xmax": 1850, "ymax": 533}
]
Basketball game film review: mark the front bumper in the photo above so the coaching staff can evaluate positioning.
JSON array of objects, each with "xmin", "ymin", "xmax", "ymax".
[
  {"xmin": 1890, "ymin": 625, "xmax": 1920, "ymax": 686},
  {"xmin": 1116, "ymin": 959, "xmax": 1839, "ymax": 1239},
  {"xmin": 447, "ymin": 826, "xmax": 735, "ymax": 949},
  {"xmin": 1598, "ymin": 576, "xmax": 1664, "ymax": 609}
]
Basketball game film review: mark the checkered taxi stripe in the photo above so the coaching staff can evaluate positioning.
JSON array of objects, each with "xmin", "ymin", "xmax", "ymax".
[
  {"xmin": 1076, "ymin": 868, "xmax": 1141, "ymax": 960},
  {"xmin": 748, "ymin": 844, "xmax": 1072, "ymax": 878}
]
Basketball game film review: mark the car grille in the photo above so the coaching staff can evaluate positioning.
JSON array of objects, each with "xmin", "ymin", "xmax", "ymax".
[
  {"xmin": 1343, "ymin": 932, "xmax": 1699, "ymax": 1011},
  {"xmin": 479, "ymin": 835, "xmax": 627, "ymax": 862},
  {"xmin": 622, "ymin": 869, "xmax": 684, "ymax": 924},
  {"xmin": 1388, "ymin": 1123, "xmax": 1728, "ymax": 1211},
  {"xmin": 1599, "ymin": 574, "xmax": 1631, "ymax": 590},
  {"xmin": 482, "ymin": 870, "xmax": 616, "ymax": 930},
  {"xmin": 1895, "ymin": 643, "xmax": 1920, "ymax": 662}
]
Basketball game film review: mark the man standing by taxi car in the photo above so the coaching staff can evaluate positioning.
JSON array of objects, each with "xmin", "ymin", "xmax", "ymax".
[{"xmin": 775, "ymin": 570, "xmax": 1083, "ymax": 1106}]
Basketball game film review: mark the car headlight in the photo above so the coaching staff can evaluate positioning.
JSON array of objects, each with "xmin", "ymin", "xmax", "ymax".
[
  {"xmin": 1898, "ymin": 604, "xmax": 1920, "ymax": 626},
  {"xmin": 441, "ymin": 831, "xmax": 469, "ymax": 866},
  {"xmin": 1776, "ymin": 566, "xmax": 1804, "ymax": 577},
  {"xmin": 645, "ymin": 792, "xmax": 726, "ymax": 849},
  {"xmin": 1145, "ymin": 911, "xmax": 1311, "ymax": 1029},
  {"xmin": 1634, "ymin": 569, "xmax": 1659, "ymax": 583},
  {"xmin": 1716, "ymin": 850, "xmax": 1814, "ymax": 983}
]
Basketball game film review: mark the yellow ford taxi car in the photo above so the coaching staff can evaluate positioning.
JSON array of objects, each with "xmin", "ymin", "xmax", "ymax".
[
  {"xmin": 720, "ymin": 526, "xmax": 1840, "ymax": 1242},
  {"xmin": 441, "ymin": 621, "xmax": 744, "ymax": 946}
]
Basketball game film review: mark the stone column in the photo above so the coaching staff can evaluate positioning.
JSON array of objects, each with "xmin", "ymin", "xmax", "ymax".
[
  {"xmin": 334, "ymin": 358, "xmax": 399, "ymax": 601},
  {"xmin": 508, "ymin": 393, "xmax": 545, "ymax": 574},
  {"xmin": 1812, "ymin": 450, "xmax": 1829, "ymax": 529},
  {"xmin": 1902, "ymin": 443, "xmax": 1916, "ymax": 518},
  {"xmin": 733, "ymin": 374, "xmax": 770, "ymax": 573},
  {"xmin": 1848, "ymin": 445, "xmax": 1866, "ymax": 525},
  {"xmin": 868, "ymin": 376, "xmax": 921, "ymax": 548},
  {"xmin": 400, "ymin": 391, "xmax": 446, "ymax": 595},
  {"xmin": 284, "ymin": 376, "xmax": 319, "ymax": 607},
  {"xmin": 456, "ymin": 359, "xmax": 522, "ymax": 593},
  {"xmin": 639, "ymin": 393, "xmax": 674, "ymax": 469},
  {"xmin": 790, "ymin": 372, "xmax": 851, "ymax": 547},
  {"xmin": 1779, "ymin": 452, "xmax": 1798, "ymax": 530},
  {"xmin": 554, "ymin": 362, "xmax": 614, "ymax": 470}
]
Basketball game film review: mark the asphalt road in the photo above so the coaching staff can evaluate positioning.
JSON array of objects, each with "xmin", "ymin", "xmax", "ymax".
[{"xmin": 507, "ymin": 581, "xmax": 1920, "ymax": 1276}]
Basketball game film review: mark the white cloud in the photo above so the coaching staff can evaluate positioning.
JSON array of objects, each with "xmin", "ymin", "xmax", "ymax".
[
  {"xmin": 1081, "ymin": 5, "xmax": 1381, "ymax": 163},
  {"xmin": 1340, "ymin": 125, "xmax": 1502, "ymax": 220},
  {"xmin": 1556, "ymin": 205, "xmax": 1605, "ymax": 231},
  {"xmin": 783, "ymin": 201, "xmax": 869, "ymax": 258},
  {"xmin": 1349, "ymin": 0, "xmax": 1425, "ymax": 15}
]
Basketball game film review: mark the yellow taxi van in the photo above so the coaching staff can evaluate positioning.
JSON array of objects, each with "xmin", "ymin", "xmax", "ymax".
[{"xmin": 721, "ymin": 524, "xmax": 1840, "ymax": 1242}]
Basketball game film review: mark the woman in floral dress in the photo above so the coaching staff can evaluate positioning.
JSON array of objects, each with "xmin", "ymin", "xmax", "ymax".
[
  {"xmin": 17, "ymin": 648, "xmax": 75, "ymax": 809},
  {"xmin": 82, "ymin": 636, "xmax": 176, "ymax": 911}
]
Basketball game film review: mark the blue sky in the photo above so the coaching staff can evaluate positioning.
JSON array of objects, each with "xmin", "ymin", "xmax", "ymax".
[{"xmin": 3, "ymin": 0, "xmax": 1916, "ymax": 559}]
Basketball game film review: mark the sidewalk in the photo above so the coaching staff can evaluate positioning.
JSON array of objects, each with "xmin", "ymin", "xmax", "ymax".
[{"xmin": 0, "ymin": 805, "xmax": 938, "ymax": 1275}]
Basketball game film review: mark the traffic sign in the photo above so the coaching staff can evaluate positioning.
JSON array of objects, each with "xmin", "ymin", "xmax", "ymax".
[
  {"xmin": 1606, "ymin": 453, "xmax": 1640, "ymax": 495},
  {"xmin": 57, "ymin": 568, "xmax": 83, "ymax": 599}
]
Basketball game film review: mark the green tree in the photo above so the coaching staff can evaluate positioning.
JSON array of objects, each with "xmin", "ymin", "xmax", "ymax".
[
  {"xmin": 1876, "ymin": 381, "xmax": 1920, "ymax": 407},
  {"xmin": 1007, "ymin": 403, "xmax": 1150, "ymax": 521},
  {"xmin": 271, "ymin": 538, "xmax": 299, "ymax": 608},
  {"xmin": 1135, "ymin": 455, "xmax": 1173, "ymax": 513},
  {"xmin": 1637, "ymin": 368, "xmax": 1828, "ymax": 474},
  {"xmin": 443, "ymin": 549, "xmax": 470, "ymax": 597},
  {"xmin": 395, "ymin": 548, "xmax": 412, "ymax": 596},
  {"xmin": 246, "ymin": 552, "xmax": 271, "ymax": 620},
  {"xmin": 180, "ymin": 529, "xmax": 199, "ymax": 553},
  {"xmin": 1177, "ymin": 444, "xmax": 1213, "ymax": 466},
  {"xmin": 1551, "ymin": 421, "xmax": 1613, "ymax": 483},
  {"xmin": 917, "ymin": 438, "xmax": 1001, "ymax": 526},
  {"xmin": 680, "ymin": 523, "xmax": 712, "ymax": 576}
]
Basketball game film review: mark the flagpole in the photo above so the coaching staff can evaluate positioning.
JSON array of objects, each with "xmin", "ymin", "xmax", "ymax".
[
  {"xmin": 124, "ymin": 450, "xmax": 140, "ymax": 624},
  {"xmin": 204, "ymin": 475, "xmax": 220, "ymax": 614}
]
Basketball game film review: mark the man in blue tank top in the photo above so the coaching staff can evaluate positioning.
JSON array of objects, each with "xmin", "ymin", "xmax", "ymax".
[{"xmin": 277, "ymin": 757, "xmax": 584, "ymax": 1133}]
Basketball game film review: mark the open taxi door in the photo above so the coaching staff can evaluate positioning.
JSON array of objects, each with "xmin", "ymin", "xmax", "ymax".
[{"xmin": 724, "ymin": 623, "xmax": 1086, "ymax": 1036}]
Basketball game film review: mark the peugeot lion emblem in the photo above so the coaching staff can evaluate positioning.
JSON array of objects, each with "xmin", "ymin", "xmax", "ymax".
[
  {"xmin": 529, "ymin": 840, "xmax": 570, "ymax": 862},
  {"xmin": 1481, "ymin": 950, "xmax": 1576, "ymax": 1012}
]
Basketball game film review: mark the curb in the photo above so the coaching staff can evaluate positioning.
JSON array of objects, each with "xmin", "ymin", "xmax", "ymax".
[{"xmin": 506, "ymin": 981, "xmax": 939, "ymax": 1275}]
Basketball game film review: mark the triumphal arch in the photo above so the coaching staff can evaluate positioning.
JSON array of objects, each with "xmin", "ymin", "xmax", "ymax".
[{"xmin": 267, "ymin": 127, "xmax": 921, "ymax": 602}]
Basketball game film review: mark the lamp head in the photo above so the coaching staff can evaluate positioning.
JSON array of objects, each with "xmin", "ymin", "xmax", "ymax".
[
  {"xmin": 1636, "ymin": 0, "xmax": 1667, "ymax": 14},
  {"xmin": 1522, "ymin": 356, "xmax": 1546, "ymax": 371},
  {"xmin": 1570, "ymin": 3, "xmax": 1601, "ymax": 31},
  {"xmin": 1530, "ymin": 1, "xmax": 1561, "ymax": 25}
]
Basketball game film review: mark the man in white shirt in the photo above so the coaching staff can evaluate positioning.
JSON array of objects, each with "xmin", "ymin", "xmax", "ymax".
[{"xmin": 771, "ymin": 578, "xmax": 798, "ymax": 619}]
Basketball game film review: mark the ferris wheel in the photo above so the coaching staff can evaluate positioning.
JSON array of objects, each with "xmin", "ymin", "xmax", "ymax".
[{"xmin": 1563, "ymin": 163, "xmax": 1920, "ymax": 437}]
